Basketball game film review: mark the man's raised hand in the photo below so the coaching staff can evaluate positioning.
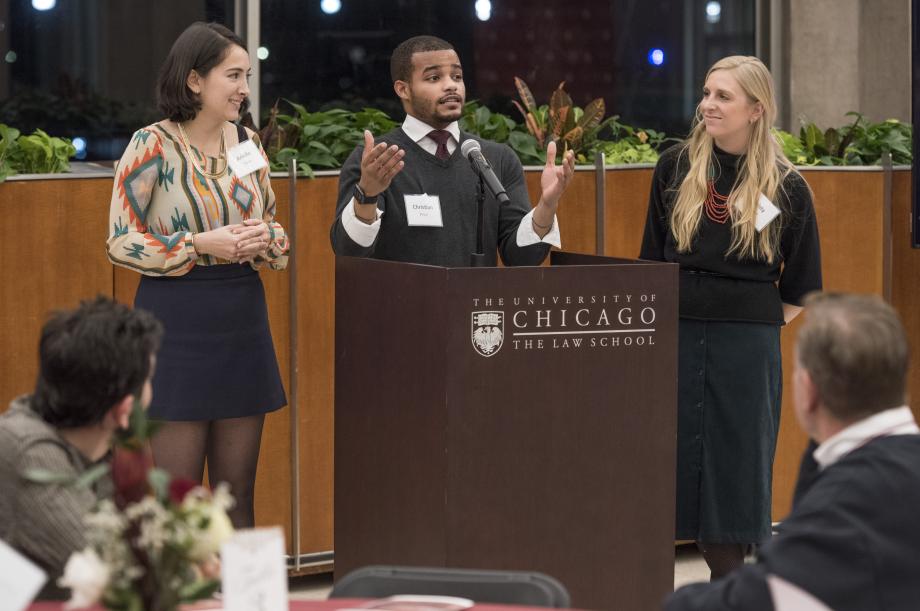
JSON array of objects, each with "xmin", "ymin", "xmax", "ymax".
[{"xmin": 358, "ymin": 130, "xmax": 406, "ymax": 197}]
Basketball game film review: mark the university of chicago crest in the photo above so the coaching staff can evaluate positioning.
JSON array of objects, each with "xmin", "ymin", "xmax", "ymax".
[{"xmin": 471, "ymin": 311, "xmax": 504, "ymax": 357}]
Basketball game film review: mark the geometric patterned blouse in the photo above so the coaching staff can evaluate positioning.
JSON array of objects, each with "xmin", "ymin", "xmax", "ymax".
[{"xmin": 107, "ymin": 122, "xmax": 289, "ymax": 276}]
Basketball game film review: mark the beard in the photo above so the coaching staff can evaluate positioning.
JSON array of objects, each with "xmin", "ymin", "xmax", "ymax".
[{"xmin": 408, "ymin": 95, "xmax": 463, "ymax": 127}]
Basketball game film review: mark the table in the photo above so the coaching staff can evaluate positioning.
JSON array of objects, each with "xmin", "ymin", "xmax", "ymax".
[{"xmin": 29, "ymin": 599, "xmax": 582, "ymax": 611}]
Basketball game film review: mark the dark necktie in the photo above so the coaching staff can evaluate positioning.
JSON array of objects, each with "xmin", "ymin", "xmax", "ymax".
[{"xmin": 427, "ymin": 130, "xmax": 451, "ymax": 160}]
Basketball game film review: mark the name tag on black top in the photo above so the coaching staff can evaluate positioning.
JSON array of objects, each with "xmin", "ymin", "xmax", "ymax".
[{"xmin": 755, "ymin": 193, "xmax": 781, "ymax": 232}]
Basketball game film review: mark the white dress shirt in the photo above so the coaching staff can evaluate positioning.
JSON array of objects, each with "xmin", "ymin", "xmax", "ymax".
[
  {"xmin": 341, "ymin": 115, "xmax": 561, "ymax": 250},
  {"xmin": 813, "ymin": 405, "xmax": 919, "ymax": 470}
]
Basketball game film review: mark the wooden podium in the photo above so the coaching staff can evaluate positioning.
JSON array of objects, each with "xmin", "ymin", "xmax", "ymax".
[{"xmin": 334, "ymin": 252, "xmax": 678, "ymax": 610}]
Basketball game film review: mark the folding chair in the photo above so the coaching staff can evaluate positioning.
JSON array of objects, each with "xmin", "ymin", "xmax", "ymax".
[{"xmin": 330, "ymin": 565, "xmax": 571, "ymax": 608}]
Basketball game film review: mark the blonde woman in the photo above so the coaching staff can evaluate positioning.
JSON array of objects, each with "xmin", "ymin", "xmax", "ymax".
[{"xmin": 640, "ymin": 56, "xmax": 822, "ymax": 578}]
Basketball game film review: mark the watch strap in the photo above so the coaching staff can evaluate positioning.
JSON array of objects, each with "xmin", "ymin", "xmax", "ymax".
[{"xmin": 354, "ymin": 184, "xmax": 379, "ymax": 205}]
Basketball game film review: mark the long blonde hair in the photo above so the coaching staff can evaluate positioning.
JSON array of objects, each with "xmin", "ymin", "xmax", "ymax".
[{"xmin": 671, "ymin": 56, "xmax": 798, "ymax": 263}]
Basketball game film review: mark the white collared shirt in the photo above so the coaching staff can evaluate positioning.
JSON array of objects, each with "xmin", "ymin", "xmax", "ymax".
[
  {"xmin": 401, "ymin": 114, "xmax": 461, "ymax": 156},
  {"xmin": 813, "ymin": 405, "xmax": 919, "ymax": 470},
  {"xmin": 341, "ymin": 115, "xmax": 561, "ymax": 250}
]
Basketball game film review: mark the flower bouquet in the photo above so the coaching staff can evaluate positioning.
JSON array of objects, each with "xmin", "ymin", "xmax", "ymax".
[{"xmin": 59, "ymin": 401, "xmax": 234, "ymax": 611}]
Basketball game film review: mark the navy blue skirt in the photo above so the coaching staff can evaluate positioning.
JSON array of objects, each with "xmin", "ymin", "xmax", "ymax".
[
  {"xmin": 676, "ymin": 319, "xmax": 782, "ymax": 544},
  {"xmin": 135, "ymin": 264, "xmax": 287, "ymax": 421}
]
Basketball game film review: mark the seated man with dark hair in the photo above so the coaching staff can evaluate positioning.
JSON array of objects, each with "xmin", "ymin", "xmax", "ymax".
[
  {"xmin": 666, "ymin": 292, "xmax": 920, "ymax": 611},
  {"xmin": 0, "ymin": 297, "xmax": 162, "ymax": 599}
]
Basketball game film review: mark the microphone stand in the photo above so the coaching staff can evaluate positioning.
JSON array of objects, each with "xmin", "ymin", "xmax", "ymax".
[{"xmin": 469, "ymin": 173, "xmax": 487, "ymax": 267}]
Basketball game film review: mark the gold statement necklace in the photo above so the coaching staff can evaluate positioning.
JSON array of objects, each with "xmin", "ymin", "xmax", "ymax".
[{"xmin": 177, "ymin": 121, "xmax": 227, "ymax": 180}]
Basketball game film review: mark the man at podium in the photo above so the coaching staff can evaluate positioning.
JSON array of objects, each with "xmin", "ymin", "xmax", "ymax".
[{"xmin": 330, "ymin": 35, "xmax": 576, "ymax": 267}]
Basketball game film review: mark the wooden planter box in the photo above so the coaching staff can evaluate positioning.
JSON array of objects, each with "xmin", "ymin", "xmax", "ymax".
[{"xmin": 1, "ymin": 163, "xmax": 916, "ymax": 570}]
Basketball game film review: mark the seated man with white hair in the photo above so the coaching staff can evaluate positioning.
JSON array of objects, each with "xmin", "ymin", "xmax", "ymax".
[{"xmin": 666, "ymin": 292, "xmax": 920, "ymax": 611}]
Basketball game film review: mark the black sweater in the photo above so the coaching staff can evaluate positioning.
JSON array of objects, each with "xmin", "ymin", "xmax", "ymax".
[
  {"xmin": 640, "ymin": 145, "xmax": 822, "ymax": 323},
  {"xmin": 666, "ymin": 435, "xmax": 920, "ymax": 611},
  {"xmin": 330, "ymin": 128, "xmax": 550, "ymax": 267}
]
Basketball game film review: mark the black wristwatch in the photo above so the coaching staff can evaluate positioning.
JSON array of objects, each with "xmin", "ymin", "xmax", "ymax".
[{"xmin": 354, "ymin": 184, "xmax": 379, "ymax": 205}]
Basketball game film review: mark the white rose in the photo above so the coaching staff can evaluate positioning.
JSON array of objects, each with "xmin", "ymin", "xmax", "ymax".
[
  {"xmin": 189, "ymin": 505, "xmax": 234, "ymax": 561},
  {"xmin": 58, "ymin": 548, "xmax": 110, "ymax": 609}
]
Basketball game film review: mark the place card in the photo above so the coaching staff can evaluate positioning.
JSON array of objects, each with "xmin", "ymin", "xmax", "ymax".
[
  {"xmin": 0, "ymin": 539, "xmax": 47, "ymax": 611},
  {"xmin": 358, "ymin": 594, "xmax": 474, "ymax": 610},
  {"xmin": 221, "ymin": 527, "xmax": 288, "ymax": 611}
]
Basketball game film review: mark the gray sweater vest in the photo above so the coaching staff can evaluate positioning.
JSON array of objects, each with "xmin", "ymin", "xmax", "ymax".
[{"xmin": 331, "ymin": 128, "xmax": 550, "ymax": 267}]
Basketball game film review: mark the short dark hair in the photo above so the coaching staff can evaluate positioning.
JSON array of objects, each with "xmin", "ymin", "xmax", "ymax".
[
  {"xmin": 797, "ymin": 292, "xmax": 910, "ymax": 420},
  {"xmin": 390, "ymin": 35, "xmax": 455, "ymax": 83},
  {"xmin": 32, "ymin": 297, "xmax": 163, "ymax": 428},
  {"xmin": 156, "ymin": 22, "xmax": 249, "ymax": 122}
]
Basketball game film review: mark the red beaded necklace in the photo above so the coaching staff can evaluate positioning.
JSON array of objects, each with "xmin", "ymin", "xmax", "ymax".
[
  {"xmin": 704, "ymin": 158, "xmax": 733, "ymax": 223},
  {"xmin": 704, "ymin": 180, "xmax": 731, "ymax": 224}
]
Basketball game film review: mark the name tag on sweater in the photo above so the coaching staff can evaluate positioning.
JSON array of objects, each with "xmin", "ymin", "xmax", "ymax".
[
  {"xmin": 405, "ymin": 193, "xmax": 444, "ymax": 227},
  {"xmin": 228, "ymin": 140, "xmax": 268, "ymax": 177},
  {"xmin": 755, "ymin": 193, "xmax": 781, "ymax": 232}
]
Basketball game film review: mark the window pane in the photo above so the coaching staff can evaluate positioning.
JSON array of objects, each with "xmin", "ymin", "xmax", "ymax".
[
  {"xmin": 0, "ymin": 0, "xmax": 756, "ymax": 161},
  {"xmin": 0, "ymin": 0, "xmax": 233, "ymax": 160},
  {"xmin": 259, "ymin": 0, "xmax": 755, "ymax": 139}
]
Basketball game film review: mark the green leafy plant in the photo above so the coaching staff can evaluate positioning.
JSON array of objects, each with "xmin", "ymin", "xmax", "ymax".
[
  {"xmin": 13, "ymin": 129, "xmax": 76, "ymax": 174},
  {"xmin": 259, "ymin": 92, "xmax": 664, "ymax": 171},
  {"xmin": 0, "ymin": 124, "xmax": 76, "ymax": 181},
  {"xmin": 779, "ymin": 113, "xmax": 912, "ymax": 166},
  {"xmin": 459, "ymin": 101, "xmax": 545, "ymax": 165},
  {"xmin": 594, "ymin": 116, "xmax": 667, "ymax": 164},
  {"xmin": 259, "ymin": 100, "xmax": 397, "ymax": 177},
  {"xmin": 460, "ymin": 101, "xmax": 516, "ymax": 142},
  {"xmin": 842, "ymin": 113, "xmax": 911, "ymax": 165},
  {"xmin": 0, "ymin": 124, "xmax": 20, "ymax": 181},
  {"xmin": 506, "ymin": 130, "xmax": 547, "ymax": 166},
  {"xmin": 794, "ymin": 118, "xmax": 853, "ymax": 165},
  {"xmin": 597, "ymin": 138, "xmax": 660, "ymax": 164},
  {"xmin": 774, "ymin": 128, "xmax": 810, "ymax": 165}
]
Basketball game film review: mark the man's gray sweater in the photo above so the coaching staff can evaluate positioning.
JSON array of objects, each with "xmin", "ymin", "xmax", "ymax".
[{"xmin": 330, "ymin": 128, "xmax": 550, "ymax": 267}]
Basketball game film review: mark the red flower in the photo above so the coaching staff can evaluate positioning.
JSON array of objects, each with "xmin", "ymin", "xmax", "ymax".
[
  {"xmin": 169, "ymin": 478, "xmax": 198, "ymax": 504},
  {"xmin": 111, "ymin": 446, "xmax": 153, "ymax": 509}
]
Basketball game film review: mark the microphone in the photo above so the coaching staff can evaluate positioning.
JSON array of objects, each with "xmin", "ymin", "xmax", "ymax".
[{"xmin": 460, "ymin": 139, "xmax": 510, "ymax": 204}]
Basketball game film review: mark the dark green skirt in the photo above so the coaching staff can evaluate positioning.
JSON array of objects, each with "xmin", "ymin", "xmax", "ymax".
[{"xmin": 676, "ymin": 319, "xmax": 782, "ymax": 544}]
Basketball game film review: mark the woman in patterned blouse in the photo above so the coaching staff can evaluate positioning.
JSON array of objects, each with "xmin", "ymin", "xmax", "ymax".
[{"xmin": 106, "ymin": 22, "xmax": 289, "ymax": 528}]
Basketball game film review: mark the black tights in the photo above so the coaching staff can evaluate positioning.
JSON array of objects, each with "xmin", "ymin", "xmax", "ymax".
[
  {"xmin": 150, "ymin": 415, "xmax": 265, "ymax": 528},
  {"xmin": 697, "ymin": 542, "xmax": 746, "ymax": 580}
]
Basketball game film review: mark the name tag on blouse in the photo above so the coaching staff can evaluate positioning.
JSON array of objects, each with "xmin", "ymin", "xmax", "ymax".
[
  {"xmin": 404, "ymin": 193, "xmax": 444, "ymax": 227},
  {"xmin": 228, "ymin": 140, "xmax": 268, "ymax": 177},
  {"xmin": 755, "ymin": 193, "xmax": 781, "ymax": 232}
]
